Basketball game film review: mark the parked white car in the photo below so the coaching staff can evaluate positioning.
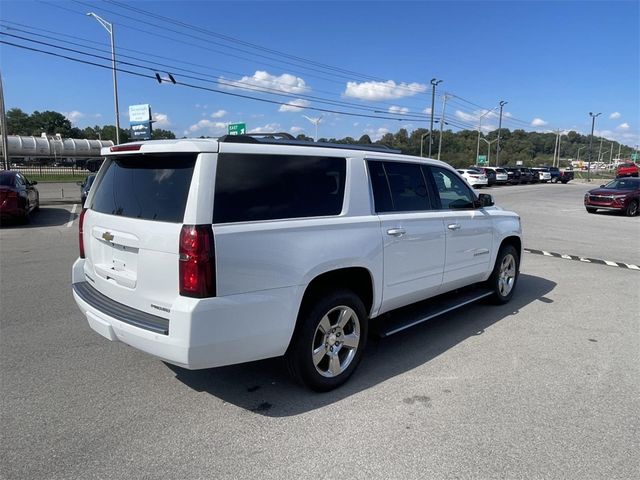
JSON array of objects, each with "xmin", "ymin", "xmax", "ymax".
[
  {"xmin": 72, "ymin": 134, "xmax": 522, "ymax": 391},
  {"xmin": 484, "ymin": 167, "xmax": 509, "ymax": 184},
  {"xmin": 457, "ymin": 168, "xmax": 488, "ymax": 188}
]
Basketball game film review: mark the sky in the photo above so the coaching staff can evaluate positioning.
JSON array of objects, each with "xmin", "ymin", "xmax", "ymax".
[{"xmin": 1, "ymin": 0, "xmax": 639, "ymax": 147}]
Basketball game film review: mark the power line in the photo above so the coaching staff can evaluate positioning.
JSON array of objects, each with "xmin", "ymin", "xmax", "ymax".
[{"xmin": 0, "ymin": 39, "xmax": 442, "ymax": 123}]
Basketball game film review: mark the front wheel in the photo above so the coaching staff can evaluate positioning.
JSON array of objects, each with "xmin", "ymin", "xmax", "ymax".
[
  {"xmin": 625, "ymin": 200, "xmax": 638, "ymax": 217},
  {"xmin": 551, "ymin": 177, "xmax": 558, "ymax": 183},
  {"xmin": 285, "ymin": 290, "xmax": 368, "ymax": 391},
  {"xmin": 486, "ymin": 245, "xmax": 519, "ymax": 304}
]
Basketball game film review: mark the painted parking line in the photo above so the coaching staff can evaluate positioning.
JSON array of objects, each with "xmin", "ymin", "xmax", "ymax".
[
  {"xmin": 524, "ymin": 248, "xmax": 640, "ymax": 271},
  {"xmin": 66, "ymin": 204, "xmax": 78, "ymax": 228}
]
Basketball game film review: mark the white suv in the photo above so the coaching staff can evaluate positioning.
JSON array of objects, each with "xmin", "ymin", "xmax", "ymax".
[{"xmin": 72, "ymin": 134, "xmax": 522, "ymax": 391}]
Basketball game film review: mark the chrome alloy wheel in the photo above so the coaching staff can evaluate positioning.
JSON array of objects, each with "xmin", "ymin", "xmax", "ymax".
[
  {"xmin": 311, "ymin": 305, "xmax": 361, "ymax": 378},
  {"xmin": 498, "ymin": 253, "xmax": 517, "ymax": 297}
]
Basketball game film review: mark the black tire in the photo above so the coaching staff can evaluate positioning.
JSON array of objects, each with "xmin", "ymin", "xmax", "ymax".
[
  {"xmin": 586, "ymin": 207, "xmax": 597, "ymax": 214},
  {"xmin": 285, "ymin": 289, "xmax": 368, "ymax": 392},
  {"xmin": 625, "ymin": 200, "xmax": 638, "ymax": 217},
  {"xmin": 551, "ymin": 177, "xmax": 558, "ymax": 184},
  {"xmin": 486, "ymin": 244, "xmax": 520, "ymax": 305}
]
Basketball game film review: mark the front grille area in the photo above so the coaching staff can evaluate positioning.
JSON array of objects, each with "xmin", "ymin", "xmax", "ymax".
[
  {"xmin": 73, "ymin": 282, "xmax": 170, "ymax": 335},
  {"xmin": 589, "ymin": 195, "xmax": 613, "ymax": 203}
]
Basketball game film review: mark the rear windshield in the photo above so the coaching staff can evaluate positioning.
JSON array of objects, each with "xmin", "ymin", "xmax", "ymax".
[
  {"xmin": 0, "ymin": 174, "xmax": 15, "ymax": 187},
  {"xmin": 89, "ymin": 153, "xmax": 196, "ymax": 222}
]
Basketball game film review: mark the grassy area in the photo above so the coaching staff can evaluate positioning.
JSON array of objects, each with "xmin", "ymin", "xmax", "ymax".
[
  {"xmin": 573, "ymin": 171, "xmax": 615, "ymax": 182},
  {"xmin": 28, "ymin": 175, "xmax": 86, "ymax": 183}
]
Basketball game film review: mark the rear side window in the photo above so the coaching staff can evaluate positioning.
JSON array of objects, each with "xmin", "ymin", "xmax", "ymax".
[
  {"xmin": 213, "ymin": 153, "xmax": 346, "ymax": 223},
  {"xmin": 90, "ymin": 153, "xmax": 197, "ymax": 223},
  {"xmin": 0, "ymin": 174, "xmax": 15, "ymax": 187}
]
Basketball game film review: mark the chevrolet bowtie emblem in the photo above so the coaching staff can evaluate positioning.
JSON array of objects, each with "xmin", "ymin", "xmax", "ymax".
[{"xmin": 102, "ymin": 231, "xmax": 114, "ymax": 242}]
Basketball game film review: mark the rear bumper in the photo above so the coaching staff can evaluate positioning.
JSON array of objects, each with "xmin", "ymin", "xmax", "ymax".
[{"xmin": 72, "ymin": 258, "xmax": 300, "ymax": 369}]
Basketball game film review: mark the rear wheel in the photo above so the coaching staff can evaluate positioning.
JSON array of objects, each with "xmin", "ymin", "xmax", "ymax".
[
  {"xmin": 625, "ymin": 200, "xmax": 638, "ymax": 217},
  {"xmin": 285, "ymin": 290, "xmax": 368, "ymax": 391},
  {"xmin": 486, "ymin": 245, "xmax": 519, "ymax": 304},
  {"xmin": 586, "ymin": 207, "xmax": 597, "ymax": 214}
]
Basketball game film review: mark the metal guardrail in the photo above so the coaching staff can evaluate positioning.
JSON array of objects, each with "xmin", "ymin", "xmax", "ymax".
[{"xmin": 12, "ymin": 166, "xmax": 90, "ymax": 179}]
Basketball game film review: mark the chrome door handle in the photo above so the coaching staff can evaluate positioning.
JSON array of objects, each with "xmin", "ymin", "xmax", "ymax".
[
  {"xmin": 447, "ymin": 224, "xmax": 461, "ymax": 230},
  {"xmin": 386, "ymin": 228, "xmax": 406, "ymax": 237}
]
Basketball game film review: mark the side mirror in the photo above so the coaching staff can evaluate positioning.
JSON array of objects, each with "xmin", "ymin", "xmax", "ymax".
[
  {"xmin": 600, "ymin": 184, "xmax": 605, "ymax": 188},
  {"xmin": 478, "ymin": 193, "xmax": 494, "ymax": 207},
  {"xmin": 31, "ymin": 181, "xmax": 38, "ymax": 185}
]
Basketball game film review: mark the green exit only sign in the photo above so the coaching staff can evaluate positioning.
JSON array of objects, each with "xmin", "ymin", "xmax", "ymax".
[
  {"xmin": 228, "ymin": 123, "xmax": 246, "ymax": 135},
  {"xmin": 477, "ymin": 155, "xmax": 488, "ymax": 165}
]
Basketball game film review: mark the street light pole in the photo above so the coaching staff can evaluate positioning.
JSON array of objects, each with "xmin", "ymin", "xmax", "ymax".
[
  {"xmin": 495, "ymin": 100, "xmax": 508, "ymax": 166},
  {"xmin": 480, "ymin": 137, "xmax": 498, "ymax": 166},
  {"xmin": 576, "ymin": 146, "xmax": 586, "ymax": 163},
  {"xmin": 587, "ymin": 112, "xmax": 601, "ymax": 182},
  {"xmin": 428, "ymin": 78, "xmax": 442, "ymax": 158},
  {"xmin": 87, "ymin": 12, "xmax": 121, "ymax": 145},
  {"xmin": 420, "ymin": 131, "xmax": 432, "ymax": 157},
  {"xmin": 437, "ymin": 94, "xmax": 450, "ymax": 161},
  {"xmin": 476, "ymin": 107, "xmax": 498, "ymax": 165},
  {"xmin": 0, "ymin": 72, "xmax": 9, "ymax": 170}
]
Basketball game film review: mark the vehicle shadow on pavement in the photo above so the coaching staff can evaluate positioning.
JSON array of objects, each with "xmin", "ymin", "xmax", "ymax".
[
  {"xmin": 167, "ymin": 273, "xmax": 556, "ymax": 417},
  {"xmin": 0, "ymin": 207, "xmax": 73, "ymax": 229}
]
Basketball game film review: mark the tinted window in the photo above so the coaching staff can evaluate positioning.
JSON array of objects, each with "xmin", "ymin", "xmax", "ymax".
[
  {"xmin": 367, "ymin": 161, "xmax": 394, "ymax": 213},
  {"xmin": 430, "ymin": 167, "xmax": 476, "ymax": 209},
  {"xmin": 0, "ymin": 174, "xmax": 15, "ymax": 187},
  {"xmin": 383, "ymin": 161, "xmax": 431, "ymax": 212},
  {"xmin": 213, "ymin": 153, "xmax": 345, "ymax": 223},
  {"xmin": 90, "ymin": 154, "xmax": 196, "ymax": 223}
]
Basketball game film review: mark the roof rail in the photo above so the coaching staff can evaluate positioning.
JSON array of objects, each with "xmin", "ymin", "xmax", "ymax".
[{"xmin": 217, "ymin": 133, "xmax": 402, "ymax": 154}]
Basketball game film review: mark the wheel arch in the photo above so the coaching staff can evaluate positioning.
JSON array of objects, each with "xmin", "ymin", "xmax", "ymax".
[{"xmin": 287, "ymin": 267, "xmax": 375, "ymax": 351}]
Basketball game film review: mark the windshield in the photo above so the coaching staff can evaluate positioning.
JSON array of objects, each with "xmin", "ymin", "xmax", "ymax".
[
  {"xmin": 0, "ymin": 174, "xmax": 15, "ymax": 187},
  {"xmin": 604, "ymin": 179, "xmax": 639, "ymax": 190}
]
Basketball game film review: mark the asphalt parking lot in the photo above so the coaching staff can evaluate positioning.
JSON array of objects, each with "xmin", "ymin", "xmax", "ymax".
[{"xmin": 1, "ymin": 182, "xmax": 638, "ymax": 479}]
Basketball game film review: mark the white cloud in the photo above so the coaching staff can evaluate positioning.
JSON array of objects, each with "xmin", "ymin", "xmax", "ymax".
[
  {"xmin": 152, "ymin": 112, "xmax": 171, "ymax": 128},
  {"xmin": 63, "ymin": 110, "xmax": 85, "ymax": 124},
  {"xmin": 221, "ymin": 70, "xmax": 308, "ymax": 94},
  {"xmin": 609, "ymin": 112, "xmax": 621, "ymax": 119},
  {"xmin": 353, "ymin": 122, "xmax": 360, "ymax": 127},
  {"xmin": 388, "ymin": 106, "xmax": 409, "ymax": 115},
  {"xmin": 248, "ymin": 122, "xmax": 281, "ymax": 134},
  {"xmin": 423, "ymin": 107, "xmax": 432, "ymax": 115},
  {"xmin": 617, "ymin": 123, "xmax": 630, "ymax": 130},
  {"xmin": 363, "ymin": 127, "xmax": 390, "ymax": 141},
  {"xmin": 455, "ymin": 110, "xmax": 478, "ymax": 122},
  {"xmin": 210, "ymin": 110, "xmax": 227, "ymax": 118},
  {"xmin": 279, "ymin": 99, "xmax": 310, "ymax": 112},
  {"xmin": 187, "ymin": 119, "xmax": 227, "ymax": 135},
  {"xmin": 344, "ymin": 80, "xmax": 427, "ymax": 101},
  {"xmin": 531, "ymin": 118, "xmax": 548, "ymax": 127},
  {"xmin": 289, "ymin": 126, "xmax": 305, "ymax": 134}
]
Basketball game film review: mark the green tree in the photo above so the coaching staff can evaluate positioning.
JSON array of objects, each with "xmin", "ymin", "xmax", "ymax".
[
  {"xmin": 6, "ymin": 108, "xmax": 32, "ymax": 135},
  {"xmin": 152, "ymin": 128, "xmax": 176, "ymax": 140},
  {"xmin": 29, "ymin": 110, "xmax": 73, "ymax": 136}
]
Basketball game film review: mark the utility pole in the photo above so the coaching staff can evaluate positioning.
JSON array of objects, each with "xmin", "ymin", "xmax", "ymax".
[
  {"xmin": 0, "ymin": 72, "xmax": 9, "ymax": 170},
  {"xmin": 437, "ymin": 94, "xmax": 450, "ymax": 161},
  {"xmin": 552, "ymin": 129, "xmax": 560, "ymax": 167},
  {"xmin": 597, "ymin": 136, "xmax": 604, "ymax": 164},
  {"xmin": 428, "ymin": 78, "xmax": 442, "ymax": 158},
  {"xmin": 587, "ymin": 112, "xmax": 601, "ymax": 182},
  {"xmin": 420, "ymin": 131, "xmax": 432, "ymax": 157},
  {"xmin": 495, "ymin": 100, "xmax": 508, "ymax": 166}
]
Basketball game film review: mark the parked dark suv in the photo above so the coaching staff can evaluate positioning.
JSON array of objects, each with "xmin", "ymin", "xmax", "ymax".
[{"xmin": 504, "ymin": 167, "xmax": 522, "ymax": 185}]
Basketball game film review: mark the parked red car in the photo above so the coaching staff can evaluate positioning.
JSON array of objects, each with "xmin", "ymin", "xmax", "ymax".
[
  {"xmin": 0, "ymin": 171, "xmax": 40, "ymax": 223},
  {"xmin": 616, "ymin": 162, "xmax": 639, "ymax": 178},
  {"xmin": 584, "ymin": 177, "xmax": 640, "ymax": 216}
]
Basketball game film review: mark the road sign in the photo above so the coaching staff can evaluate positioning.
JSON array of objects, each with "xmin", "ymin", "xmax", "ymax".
[
  {"xmin": 477, "ymin": 155, "xmax": 487, "ymax": 165},
  {"xmin": 228, "ymin": 123, "xmax": 246, "ymax": 135},
  {"xmin": 632, "ymin": 153, "xmax": 638, "ymax": 161}
]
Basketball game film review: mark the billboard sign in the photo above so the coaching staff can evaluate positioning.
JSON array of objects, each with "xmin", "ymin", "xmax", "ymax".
[
  {"xmin": 129, "ymin": 104, "xmax": 152, "ymax": 140},
  {"xmin": 477, "ymin": 155, "xmax": 487, "ymax": 165},
  {"xmin": 129, "ymin": 104, "xmax": 151, "ymax": 124}
]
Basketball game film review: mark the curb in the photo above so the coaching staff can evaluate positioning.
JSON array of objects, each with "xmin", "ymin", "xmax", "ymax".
[{"xmin": 40, "ymin": 199, "xmax": 81, "ymax": 206}]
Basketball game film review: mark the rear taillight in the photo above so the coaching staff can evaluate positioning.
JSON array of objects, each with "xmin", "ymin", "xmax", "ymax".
[
  {"xmin": 78, "ymin": 208, "xmax": 87, "ymax": 258},
  {"xmin": 0, "ymin": 190, "xmax": 17, "ymax": 201},
  {"xmin": 110, "ymin": 144, "xmax": 142, "ymax": 152},
  {"xmin": 179, "ymin": 225, "xmax": 216, "ymax": 298}
]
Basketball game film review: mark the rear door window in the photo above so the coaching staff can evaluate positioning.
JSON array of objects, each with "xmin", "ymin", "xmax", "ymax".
[
  {"xmin": 213, "ymin": 153, "xmax": 346, "ymax": 223},
  {"xmin": 89, "ymin": 153, "xmax": 197, "ymax": 223},
  {"xmin": 367, "ymin": 161, "xmax": 432, "ymax": 213}
]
